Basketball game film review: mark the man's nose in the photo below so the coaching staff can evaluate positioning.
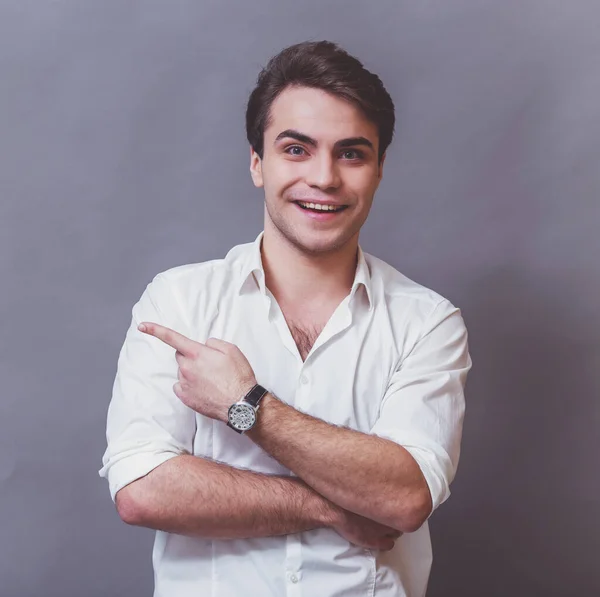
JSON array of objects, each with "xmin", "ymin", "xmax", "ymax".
[{"xmin": 306, "ymin": 154, "xmax": 341, "ymax": 190}]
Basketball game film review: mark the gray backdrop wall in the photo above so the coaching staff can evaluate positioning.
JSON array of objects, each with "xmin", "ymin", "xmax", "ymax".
[{"xmin": 1, "ymin": 1, "xmax": 598, "ymax": 595}]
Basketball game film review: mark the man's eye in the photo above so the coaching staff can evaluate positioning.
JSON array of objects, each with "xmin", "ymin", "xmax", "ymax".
[
  {"xmin": 285, "ymin": 146, "xmax": 306, "ymax": 156},
  {"xmin": 341, "ymin": 149, "xmax": 363, "ymax": 160}
]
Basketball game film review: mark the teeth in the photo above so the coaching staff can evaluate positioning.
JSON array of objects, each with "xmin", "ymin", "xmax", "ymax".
[{"xmin": 298, "ymin": 201, "xmax": 343, "ymax": 212}]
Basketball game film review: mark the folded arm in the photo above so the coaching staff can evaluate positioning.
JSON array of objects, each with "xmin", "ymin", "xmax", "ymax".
[
  {"xmin": 115, "ymin": 454, "xmax": 339, "ymax": 539},
  {"xmin": 100, "ymin": 276, "xmax": 470, "ymax": 541},
  {"xmin": 247, "ymin": 397, "xmax": 431, "ymax": 533}
]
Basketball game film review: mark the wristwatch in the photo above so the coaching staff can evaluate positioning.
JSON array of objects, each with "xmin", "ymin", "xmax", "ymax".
[{"xmin": 226, "ymin": 384, "xmax": 269, "ymax": 434}]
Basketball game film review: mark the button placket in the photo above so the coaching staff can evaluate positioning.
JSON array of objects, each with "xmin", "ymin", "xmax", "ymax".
[{"xmin": 285, "ymin": 532, "xmax": 302, "ymax": 595}]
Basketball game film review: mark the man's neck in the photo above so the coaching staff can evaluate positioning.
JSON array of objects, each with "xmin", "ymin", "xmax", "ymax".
[{"xmin": 260, "ymin": 226, "xmax": 359, "ymax": 311}]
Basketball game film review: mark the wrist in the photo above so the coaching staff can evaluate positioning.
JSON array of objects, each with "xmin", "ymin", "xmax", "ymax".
[
  {"xmin": 226, "ymin": 380, "xmax": 264, "ymax": 427},
  {"xmin": 244, "ymin": 391, "xmax": 278, "ymax": 438},
  {"xmin": 233, "ymin": 378, "xmax": 259, "ymax": 404}
]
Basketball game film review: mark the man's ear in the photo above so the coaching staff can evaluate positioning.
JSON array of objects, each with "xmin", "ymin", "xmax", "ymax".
[{"xmin": 249, "ymin": 146, "xmax": 264, "ymax": 188}]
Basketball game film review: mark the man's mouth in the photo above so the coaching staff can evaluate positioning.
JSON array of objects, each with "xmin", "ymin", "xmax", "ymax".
[{"xmin": 293, "ymin": 201, "xmax": 349, "ymax": 213}]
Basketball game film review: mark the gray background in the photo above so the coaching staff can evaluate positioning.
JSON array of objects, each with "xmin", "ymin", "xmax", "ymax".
[{"xmin": 1, "ymin": 1, "xmax": 598, "ymax": 595}]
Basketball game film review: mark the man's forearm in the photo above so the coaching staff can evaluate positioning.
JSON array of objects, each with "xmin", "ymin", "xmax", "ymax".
[
  {"xmin": 116, "ymin": 454, "xmax": 341, "ymax": 539},
  {"xmin": 247, "ymin": 394, "xmax": 432, "ymax": 533}
]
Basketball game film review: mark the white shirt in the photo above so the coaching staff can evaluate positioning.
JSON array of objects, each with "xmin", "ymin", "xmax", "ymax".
[{"xmin": 99, "ymin": 230, "xmax": 472, "ymax": 597}]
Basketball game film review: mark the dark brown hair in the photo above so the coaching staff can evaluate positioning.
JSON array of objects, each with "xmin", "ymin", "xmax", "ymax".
[{"xmin": 245, "ymin": 40, "xmax": 395, "ymax": 164}]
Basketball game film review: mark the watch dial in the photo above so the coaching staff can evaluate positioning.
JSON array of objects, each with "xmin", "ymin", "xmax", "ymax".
[{"xmin": 230, "ymin": 403, "xmax": 256, "ymax": 431}]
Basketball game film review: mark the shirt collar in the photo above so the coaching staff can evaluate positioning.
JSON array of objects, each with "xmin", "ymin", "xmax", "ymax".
[{"xmin": 237, "ymin": 231, "xmax": 373, "ymax": 312}]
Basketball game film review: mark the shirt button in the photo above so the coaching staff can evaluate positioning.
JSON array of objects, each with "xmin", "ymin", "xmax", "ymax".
[
  {"xmin": 300, "ymin": 375, "xmax": 308, "ymax": 385},
  {"xmin": 289, "ymin": 574, "xmax": 299, "ymax": 583}
]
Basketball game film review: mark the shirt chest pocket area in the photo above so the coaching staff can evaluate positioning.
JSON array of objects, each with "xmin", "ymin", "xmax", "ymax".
[{"xmin": 298, "ymin": 362, "xmax": 388, "ymax": 435}]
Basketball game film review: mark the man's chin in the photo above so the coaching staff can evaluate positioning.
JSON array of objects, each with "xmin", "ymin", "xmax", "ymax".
[
  {"xmin": 265, "ymin": 211, "xmax": 358, "ymax": 255},
  {"xmin": 289, "ymin": 230, "xmax": 354, "ymax": 256}
]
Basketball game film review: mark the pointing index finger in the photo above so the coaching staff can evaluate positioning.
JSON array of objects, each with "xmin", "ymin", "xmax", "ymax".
[{"xmin": 138, "ymin": 322, "xmax": 198, "ymax": 357}]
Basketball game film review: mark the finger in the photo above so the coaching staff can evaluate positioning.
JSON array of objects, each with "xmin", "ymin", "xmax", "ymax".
[{"xmin": 138, "ymin": 322, "xmax": 198, "ymax": 357}]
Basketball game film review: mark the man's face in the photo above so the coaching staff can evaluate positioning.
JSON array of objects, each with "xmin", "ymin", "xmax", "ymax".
[{"xmin": 250, "ymin": 85, "xmax": 385, "ymax": 255}]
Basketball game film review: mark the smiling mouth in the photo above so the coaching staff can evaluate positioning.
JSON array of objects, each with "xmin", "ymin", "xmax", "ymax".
[{"xmin": 293, "ymin": 201, "xmax": 349, "ymax": 213}]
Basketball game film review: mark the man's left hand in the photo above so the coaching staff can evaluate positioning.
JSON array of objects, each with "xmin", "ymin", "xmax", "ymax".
[{"xmin": 138, "ymin": 322, "xmax": 257, "ymax": 423}]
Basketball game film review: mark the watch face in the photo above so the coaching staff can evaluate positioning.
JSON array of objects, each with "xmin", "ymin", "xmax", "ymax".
[{"xmin": 228, "ymin": 402, "xmax": 256, "ymax": 431}]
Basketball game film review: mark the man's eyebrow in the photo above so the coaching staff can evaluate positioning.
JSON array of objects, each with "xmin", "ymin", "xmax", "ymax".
[
  {"xmin": 335, "ymin": 137, "xmax": 374, "ymax": 151},
  {"xmin": 274, "ymin": 129, "xmax": 375, "ymax": 152},
  {"xmin": 275, "ymin": 129, "xmax": 318, "ymax": 147}
]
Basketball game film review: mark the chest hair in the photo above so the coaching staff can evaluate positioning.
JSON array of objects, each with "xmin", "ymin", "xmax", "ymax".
[
  {"xmin": 287, "ymin": 320, "xmax": 324, "ymax": 362},
  {"xmin": 280, "ymin": 300, "xmax": 340, "ymax": 361}
]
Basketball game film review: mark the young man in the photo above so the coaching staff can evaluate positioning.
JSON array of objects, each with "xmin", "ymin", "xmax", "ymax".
[{"xmin": 99, "ymin": 40, "xmax": 472, "ymax": 597}]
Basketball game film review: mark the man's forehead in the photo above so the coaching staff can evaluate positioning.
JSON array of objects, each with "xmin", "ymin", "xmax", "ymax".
[{"xmin": 266, "ymin": 87, "xmax": 377, "ymax": 141}]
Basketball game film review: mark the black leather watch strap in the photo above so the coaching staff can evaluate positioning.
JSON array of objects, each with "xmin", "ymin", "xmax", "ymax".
[{"xmin": 243, "ymin": 384, "xmax": 268, "ymax": 407}]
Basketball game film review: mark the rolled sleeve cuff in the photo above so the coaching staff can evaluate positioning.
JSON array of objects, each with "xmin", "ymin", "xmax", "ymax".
[
  {"xmin": 98, "ymin": 451, "xmax": 180, "ymax": 503},
  {"xmin": 401, "ymin": 445, "xmax": 450, "ymax": 517}
]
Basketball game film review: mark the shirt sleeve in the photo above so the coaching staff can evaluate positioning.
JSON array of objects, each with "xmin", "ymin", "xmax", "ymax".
[
  {"xmin": 369, "ymin": 298, "xmax": 472, "ymax": 518},
  {"xmin": 98, "ymin": 273, "xmax": 197, "ymax": 502}
]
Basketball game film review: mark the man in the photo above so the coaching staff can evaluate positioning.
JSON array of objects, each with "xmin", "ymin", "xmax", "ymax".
[{"xmin": 99, "ymin": 40, "xmax": 472, "ymax": 597}]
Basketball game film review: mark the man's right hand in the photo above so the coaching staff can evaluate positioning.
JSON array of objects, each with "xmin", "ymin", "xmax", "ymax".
[{"xmin": 331, "ymin": 509, "xmax": 403, "ymax": 552}]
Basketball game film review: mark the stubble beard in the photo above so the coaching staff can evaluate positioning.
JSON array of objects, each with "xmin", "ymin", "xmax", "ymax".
[{"xmin": 264, "ymin": 196, "xmax": 361, "ymax": 257}]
